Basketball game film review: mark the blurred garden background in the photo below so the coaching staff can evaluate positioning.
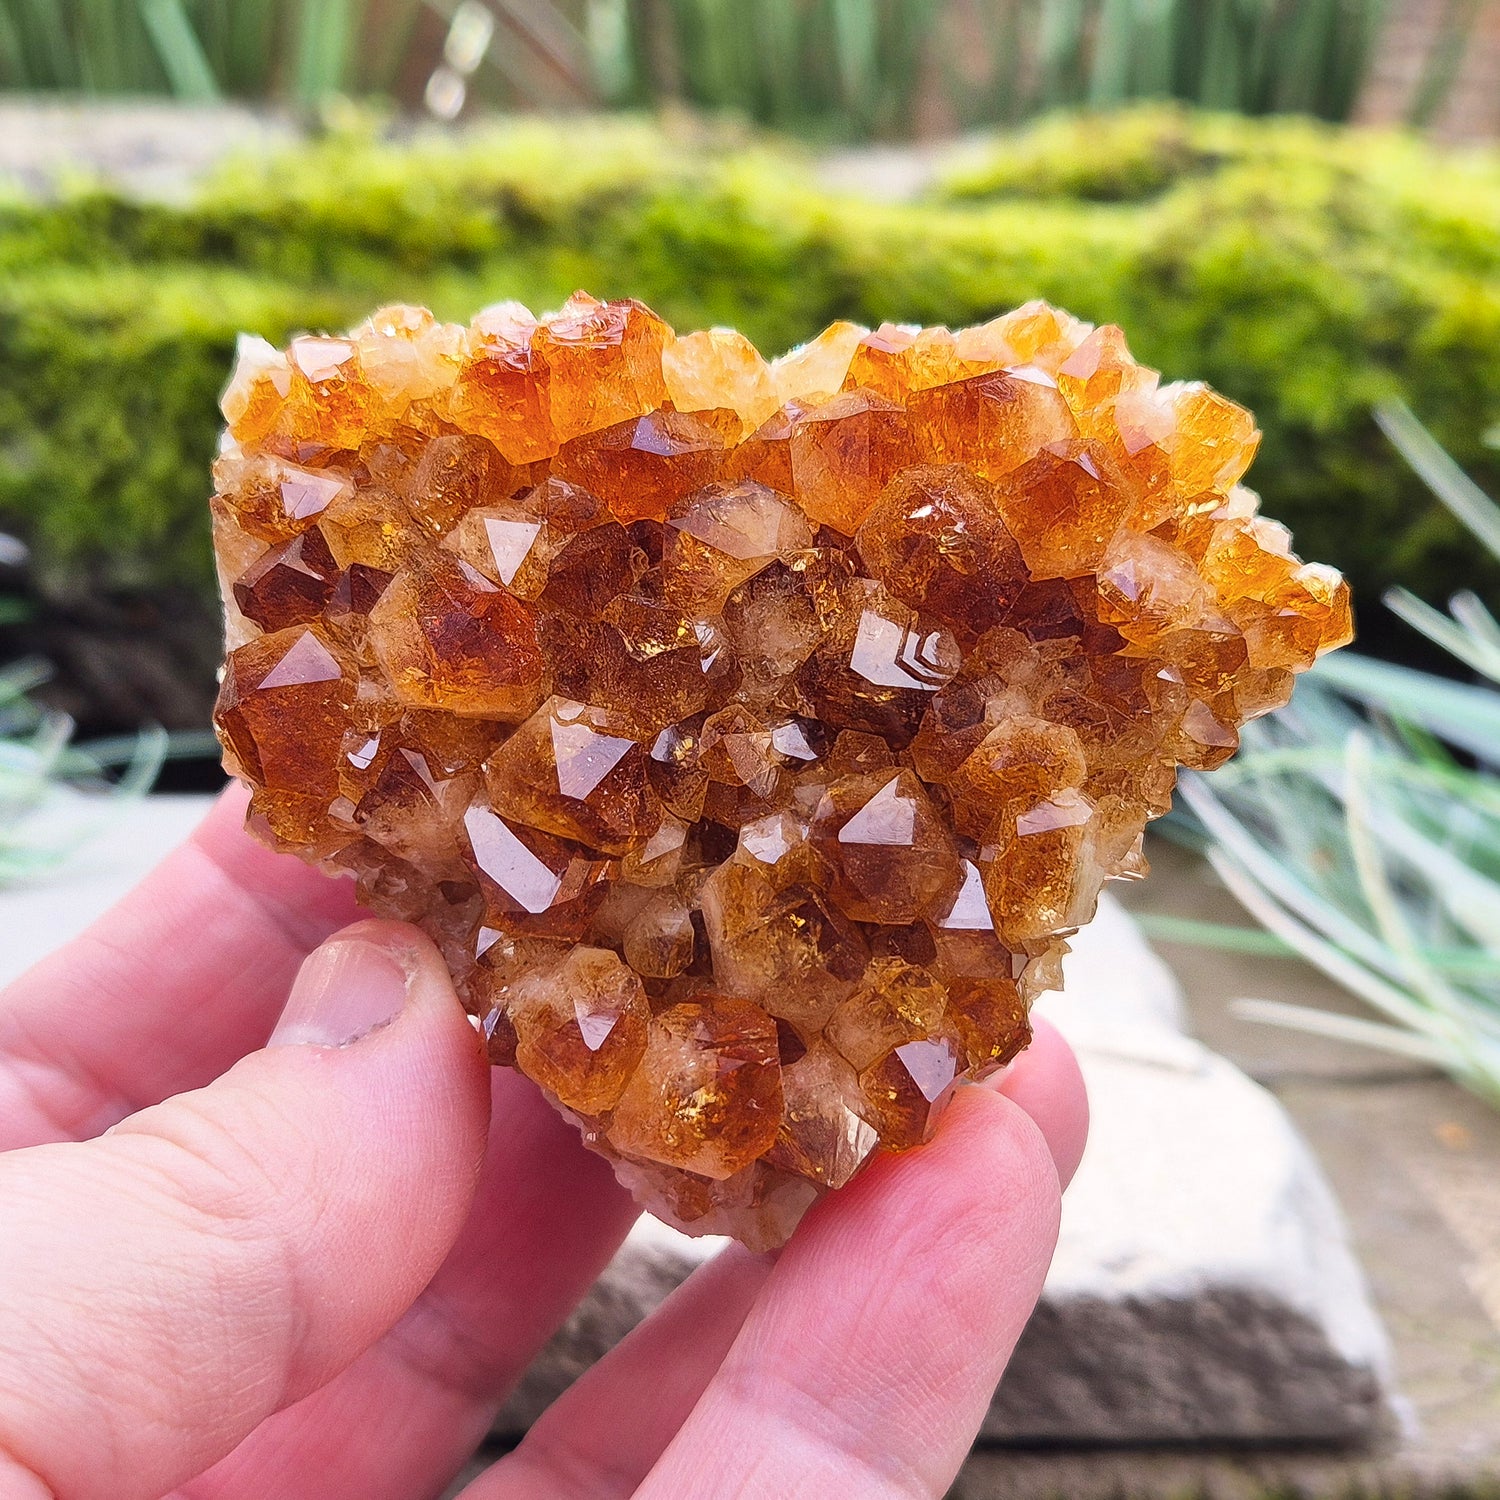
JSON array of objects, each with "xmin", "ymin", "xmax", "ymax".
[
  {"xmin": 3, "ymin": 4, "xmax": 1500, "ymax": 1492},
  {"xmin": 4, "ymin": 1, "xmax": 1500, "ymax": 721}
]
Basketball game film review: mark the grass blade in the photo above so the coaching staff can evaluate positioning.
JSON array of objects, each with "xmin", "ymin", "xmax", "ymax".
[
  {"xmin": 293, "ymin": 0, "xmax": 354, "ymax": 106},
  {"xmin": 1231, "ymin": 998, "xmax": 1452, "ymax": 1066},
  {"xmin": 137, "ymin": 0, "xmax": 222, "ymax": 100},
  {"xmin": 1449, "ymin": 590, "xmax": 1500, "ymax": 652},
  {"xmin": 1375, "ymin": 399, "xmax": 1500, "ymax": 566},
  {"xmin": 1408, "ymin": 0, "xmax": 1480, "ymax": 128},
  {"xmin": 1134, "ymin": 912, "xmax": 1295, "ymax": 956},
  {"xmin": 1204, "ymin": 842, "xmax": 1446, "ymax": 1036},
  {"xmin": 1311, "ymin": 651, "xmax": 1500, "ymax": 762},
  {"xmin": 1385, "ymin": 586, "xmax": 1500, "ymax": 685}
]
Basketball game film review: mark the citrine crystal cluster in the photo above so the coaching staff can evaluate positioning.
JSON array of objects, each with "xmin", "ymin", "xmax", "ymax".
[{"xmin": 212, "ymin": 293, "xmax": 1350, "ymax": 1248}]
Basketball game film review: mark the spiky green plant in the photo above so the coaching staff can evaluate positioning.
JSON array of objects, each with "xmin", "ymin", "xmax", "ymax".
[
  {"xmin": 0, "ymin": 524, "xmax": 193, "ymax": 888},
  {"xmin": 1164, "ymin": 403, "xmax": 1500, "ymax": 1106},
  {"xmin": 0, "ymin": 0, "xmax": 1474, "ymax": 138},
  {"xmin": 0, "ymin": 656, "xmax": 173, "ymax": 883},
  {"xmin": 0, "ymin": 0, "xmax": 430, "ymax": 106},
  {"xmin": 588, "ymin": 0, "xmax": 1443, "ymax": 138}
]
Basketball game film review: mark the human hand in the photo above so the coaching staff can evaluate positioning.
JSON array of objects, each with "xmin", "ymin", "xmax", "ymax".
[{"xmin": 0, "ymin": 783, "xmax": 1087, "ymax": 1500}]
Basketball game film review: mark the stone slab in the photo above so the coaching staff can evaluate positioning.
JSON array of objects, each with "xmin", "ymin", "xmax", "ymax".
[
  {"xmin": 0, "ymin": 101, "xmax": 290, "ymax": 200},
  {"xmin": 991, "ymin": 1028, "xmax": 1389, "ymax": 1444}
]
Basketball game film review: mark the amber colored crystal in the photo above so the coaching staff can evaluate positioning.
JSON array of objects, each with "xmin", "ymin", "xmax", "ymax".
[
  {"xmin": 451, "ymin": 302, "xmax": 554, "ymax": 464},
  {"xmin": 405, "ymin": 433, "xmax": 525, "ymax": 537},
  {"xmin": 232, "ymin": 527, "xmax": 341, "ymax": 632},
  {"xmin": 664, "ymin": 328, "xmax": 779, "ymax": 437},
  {"xmin": 700, "ymin": 850, "xmax": 869, "ymax": 1028},
  {"xmin": 606, "ymin": 995, "xmax": 782, "ymax": 1180},
  {"xmin": 859, "ymin": 1033, "xmax": 962, "ymax": 1150},
  {"xmin": 214, "ymin": 292, "xmax": 1351, "ymax": 1249},
  {"xmin": 908, "ymin": 368, "xmax": 1077, "ymax": 485},
  {"xmin": 554, "ymin": 408, "xmax": 726, "ymax": 525},
  {"xmin": 767, "ymin": 1044, "xmax": 879, "ymax": 1189},
  {"xmin": 532, "ymin": 293, "xmax": 670, "ymax": 444},
  {"xmin": 484, "ymin": 695, "xmax": 661, "ymax": 854},
  {"xmin": 856, "ymin": 463, "xmax": 1028, "ymax": 635},
  {"xmin": 808, "ymin": 769, "xmax": 961, "ymax": 925},
  {"xmin": 460, "ymin": 802, "xmax": 610, "ymax": 938},
  {"xmin": 664, "ymin": 480, "xmax": 815, "ymax": 615},
  {"xmin": 509, "ymin": 947, "xmax": 650, "ymax": 1114},
  {"xmin": 368, "ymin": 549, "xmax": 544, "ymax": 720},
  {"xmin": 790, "ymin": 391, "xmax": 911, "ymax": 534}
]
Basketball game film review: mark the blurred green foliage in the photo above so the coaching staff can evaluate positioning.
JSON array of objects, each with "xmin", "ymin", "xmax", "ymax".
[
  {"xmin": 605, "ymin": 0, "xmax": 1397, "ymax": 135},
  {"xmin": 3, "ymin": 0, "xmax": 1457, "ymax": 137},
  {"xmin": 0, "ymin": 0, "xmax": 430, "ymax": 107},
  {"xmin": 1, "ymin": 106, "xmax": 1499, "ymax": 620}
]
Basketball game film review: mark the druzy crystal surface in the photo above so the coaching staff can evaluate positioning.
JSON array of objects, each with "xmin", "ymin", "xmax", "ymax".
[{"xmin": 212, "ymin": 294, "xmax": 1351, "ymax": 1248}]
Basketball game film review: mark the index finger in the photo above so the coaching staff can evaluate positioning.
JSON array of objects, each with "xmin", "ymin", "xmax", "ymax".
[{"xmin": 0, "ymin": 783, "xmax": 363, "ymax": 1147}]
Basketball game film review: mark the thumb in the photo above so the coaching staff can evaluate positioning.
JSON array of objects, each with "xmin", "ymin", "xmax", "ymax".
[{"xmin": 0, "ymin": 920, "xmax": 490, "ymax": 1500}]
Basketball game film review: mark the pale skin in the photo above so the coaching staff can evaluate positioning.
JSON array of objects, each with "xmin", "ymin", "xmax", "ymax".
[{"xmin": 0, "ymin": 783, "xmax": 1088, "ymax": 1500}]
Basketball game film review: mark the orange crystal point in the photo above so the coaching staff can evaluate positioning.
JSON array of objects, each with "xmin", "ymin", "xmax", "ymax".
[
  {"xmin": 212, "ymin": 293, "xmax": 1353, "ymax": 1249},
  {"xmin": 606, "ymin": 994, "xmax": 783, "ymax": 1180}
]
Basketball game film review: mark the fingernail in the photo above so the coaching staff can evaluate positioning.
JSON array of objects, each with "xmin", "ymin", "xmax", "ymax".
[{"xmin": 269, "ymin": 937, "xmax": 410, "ymax": 1048}]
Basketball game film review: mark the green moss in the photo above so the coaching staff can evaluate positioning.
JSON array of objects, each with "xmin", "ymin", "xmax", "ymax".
[
  {"xmin": 2, "ymin": 108, "xmax": 1498, "ymax": 618},
  {"xmin": 0, "ymin": 268, "xmax": 364, "ymax": 595},
  {"xmin": 938, "ymin": 103, "xmax": 1500, "ymax": 227}
]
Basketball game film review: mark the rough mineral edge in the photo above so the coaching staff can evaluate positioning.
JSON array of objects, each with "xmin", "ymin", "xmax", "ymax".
[{"xmin": 210, "ymin": 292, "xmax": 1352, "ymax": 1249}]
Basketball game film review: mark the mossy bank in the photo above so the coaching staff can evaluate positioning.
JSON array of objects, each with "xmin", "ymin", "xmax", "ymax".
[{"xmin": 2, "ymin": 105, "xmax": 1498, "ymax": 693}]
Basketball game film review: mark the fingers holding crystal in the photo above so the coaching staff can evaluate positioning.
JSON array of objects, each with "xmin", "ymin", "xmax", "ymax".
[
  {"xmin": 183, "ymin": 1065, "xmax": 637, "ymax": 1500},
  {"xmin": 464, "ymin": 1247, "xmax": 773, "ymax": 1500},
  {"xmin": 465, "ymin": 1023, "xmax": 1085, "ymax": 1500},
  {"xmin": 987, "ymin": 1014, "xmax": 1090, "ymax": 1189},
  {"xmin": 0, "ymin": 922, "xmax": 488, "ymax": 1500}
]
